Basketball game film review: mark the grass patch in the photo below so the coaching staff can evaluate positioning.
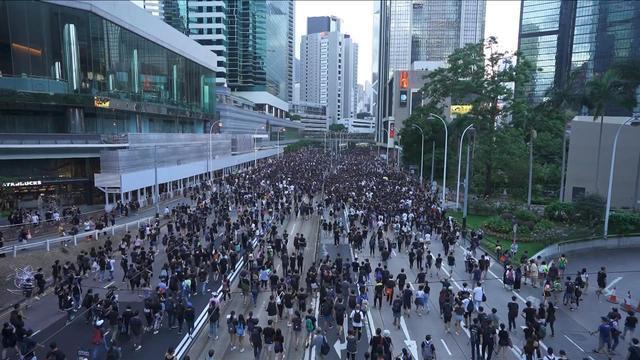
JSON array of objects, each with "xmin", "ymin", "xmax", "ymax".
[{"xmin": 448, "ymin": 211, "xmax": 490, "ymax": 230}]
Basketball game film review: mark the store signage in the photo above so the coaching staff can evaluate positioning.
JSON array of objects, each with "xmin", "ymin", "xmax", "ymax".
[
  {"xmin": 451, "ymin": 104, "xmax": 473, "ymax": 115},
  {"xmin": 94, "ymin": 97, "xmax": 110, "ymax": 108},
  {"xmin": 399, "ymin": 71, "xmax": 409, "ymax": 89},
  {"xmin": 2, "ymin": 180, "xmax": 42, "ymax": 187},
  {"xmin": 389, "ymin": 122, "xmax": 395, "ymax": 138}
]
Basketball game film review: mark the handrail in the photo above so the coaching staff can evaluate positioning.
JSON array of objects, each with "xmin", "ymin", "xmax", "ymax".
[{"xmin": 0, "ymin": 216, "xmax": 155, "ymax": 257}]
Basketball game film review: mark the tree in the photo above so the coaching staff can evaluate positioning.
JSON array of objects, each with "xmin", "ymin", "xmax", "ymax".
[
  {"xmin": 581, "ymin": 65, "xmax": 639, "ymax": 193},
  {"xmin": 356, "ymin": 112, "xmax": 372, "ymax": 119},
  {"xmin": 328, "ymin": 123, "xmax": 347, "ymax": 132},
  {"xmin": 419, "ymin": 37, "xmax": 536, "ymax": 195},
  {"xmin": 289, "ymin": 114, "xmax": 302, "ymax": 121}
]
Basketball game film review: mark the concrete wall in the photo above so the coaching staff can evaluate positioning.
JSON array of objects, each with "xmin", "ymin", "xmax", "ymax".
[
  {"xmin": 533, "ymin": 236, "xmax": 640, "ymax": 262},
  {"xmin": 564, "ymin": 116, "xmax": 640, "ymax": 209}
]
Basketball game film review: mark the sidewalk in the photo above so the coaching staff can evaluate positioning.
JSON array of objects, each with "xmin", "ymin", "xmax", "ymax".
[{"xmin": 2, "ymin": 196, "xmax": 190, "ymax": 246}]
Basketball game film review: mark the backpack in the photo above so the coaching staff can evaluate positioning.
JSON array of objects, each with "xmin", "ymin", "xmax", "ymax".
[
  {"xmin": 353, "ymin": 310, "xmax": 362, "ymax": 323},
  {"xmin": 392, "ymin": 301, "xmax": 401, "ymax": 313},
  {"xmin": 305, "ymin": 318, "xmax": 315, "ymax": 332},
  {"xmin": 421, "ymin": 341, "xmax": 434, "ymax": 360},
  {"xmin": 466, "ymin": 300, "xmax": 474, "ymax": 313},
  {"xmin": 470, "ymin": 326, "xmax": 480, "ymax": 343},
  {"xmin": 320, "ymin": 336, "xmax": 331, "ymax": 355},
  {"xmin": 537, "ymin": 324, "xmax": 547, "ymax": 339}
]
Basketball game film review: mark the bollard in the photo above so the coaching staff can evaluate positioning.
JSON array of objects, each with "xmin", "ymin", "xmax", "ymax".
[
  {"xmin": 46, "ymin": 240, "xmax": 50, "ymax": 252},
  {"xmin": 95, "ymin": 230, "xmax": 99, "ymax": 240},
  {"xmin": 125, "ymin": 223, "xmax": 129, "ymax": 232},
  {"xmin": 74, "ymin": 235, "xmax": 78, "ymax": 246},
  {"xmin": 13, "ymin": 245, "xmax": 17, "ymax": 258},
  {"xmin": 112, "ymin": 226, "xmax": 115, "ymax": 236}
]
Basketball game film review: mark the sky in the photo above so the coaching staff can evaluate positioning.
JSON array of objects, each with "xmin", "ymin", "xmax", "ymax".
[{"xmin": 295, "ymin": 0, "xmax": 522, "ymax": 86}]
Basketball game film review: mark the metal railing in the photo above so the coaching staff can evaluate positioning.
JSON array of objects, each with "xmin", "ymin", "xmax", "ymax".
[{"xmin": 0, "ymin": 215, "xmax": 155, "ymax": 257}]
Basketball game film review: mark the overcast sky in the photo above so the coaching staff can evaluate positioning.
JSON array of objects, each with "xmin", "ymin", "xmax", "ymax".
[{"xmin": 295, "ymin": 0, "xmax": 522, "ymax": 85}]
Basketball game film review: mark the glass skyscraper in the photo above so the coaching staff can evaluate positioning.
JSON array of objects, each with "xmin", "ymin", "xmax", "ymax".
[
  {"xmin": 518, "ymin": 0, "xmax": 640, "ymax": 112},
  {"xmin": 265, "ymin": 0, "xmax": 294, "ymax": 102}
]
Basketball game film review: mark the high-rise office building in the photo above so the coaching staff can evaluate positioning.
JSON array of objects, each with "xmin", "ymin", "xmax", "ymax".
[
  {"xmin": 374, "ymin": 0, "xmax": 485, "ymax": 140},
  {"xmin": 265, "ymin": 0, "xmax": 295, "ymax": 102},
  {"xmin": 139, "ymin": 0, "xmax": 294, "ymax": 103},
  {"xmin": 518, "ymin": 0, "xmax": 640, "ymax": 111},
  {"xmin": 307, "ymin": 16, "xmax": 341, "ymax": 35},
  {"xmin": 139, "ymin": 0, "xmax": 227, "ymax": 86},
  {"xmin": 300, "ymin": 25, "xmax": 359, "ymax": 125},
  {"xmin": 410, "ymin": 0, "xmax": 485, "ymax": 68}
]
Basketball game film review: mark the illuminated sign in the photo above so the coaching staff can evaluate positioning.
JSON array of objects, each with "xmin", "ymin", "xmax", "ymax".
[
  {"xmin": 94, "ymin": 97, "xmax": 110, "ymax": 108},
  {"xmin": 450, "ymin": 104, "xmax": 473, "ymax": 115},
  {"xmin": 399, "ymin": 90, "xmax": 408, "ymax": 107},
  {"xmin": 2, "ymin": 181, "xmax": 42, "ymax": 187},
  {"xmin": 399, "ymin": 71, "xmax": 409, "ymax": 89}
]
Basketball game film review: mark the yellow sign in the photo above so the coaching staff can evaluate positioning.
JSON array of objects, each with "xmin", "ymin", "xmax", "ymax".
[
  {"xmin": 450, "ymin": 104, "xmax": 472, "ymax": 115},
  {"xmin": 94, "ymin": 97, "xmax": 110, "ymax": 108}
]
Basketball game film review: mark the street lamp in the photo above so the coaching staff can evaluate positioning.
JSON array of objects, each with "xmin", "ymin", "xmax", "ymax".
[
  {"xmin": 411, "ymin": 124, "xmax": 425, "ymax": 185},
  {"xmin": 462, "ymin": 128, "xmax": 476, "ymax": 232},
  {"xmin": 527, "ymin": 129, "xmax": 537, "ymax": 208},
  {"xmin": 429, "ymin": 113, "xmax": 448, "ymax": 205},
  {"xmin": 254, "ymin": 125, "xmax": 265, "ymax": 167},
  {"xmin": 456, "ymin": 124, "xmax": 474, "ymax": 209},
  {"xmin": 208, "ymin": 120, "xmax": 222, "ymax": 181},
  {"xmin": 603, "ymin": 113, "xmax": 640, "ymax": 240},
  {"xmin": 559, "ymin": 125, "xmax": 571, "ymax": 201},
  {"xmin": 276, "ymin": 128, "xmax": 286, "ymax": 158}
]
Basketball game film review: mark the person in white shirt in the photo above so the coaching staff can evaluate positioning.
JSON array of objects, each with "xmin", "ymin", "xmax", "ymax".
[
  {"xmin": 349, "ymin": 304, "xmax": 364, "ymax": 340},
  {"xmin": 472, "ymin": 283, "xmax": 484, "ymax": 311}
]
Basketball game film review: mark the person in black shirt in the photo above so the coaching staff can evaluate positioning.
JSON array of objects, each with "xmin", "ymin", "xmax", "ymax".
[
  {"xmin": 45, "ymin": 342, "xmax": 66, "ymax": 360},
  {"xmin": 522, "ymin": 301, "xmax": 537, "ymax": 325},
  {"xmin": 627, "ymin": 338, "xmax": 640, "ymax": 360},
  {"xmin": 507, "ymin": 296, "xmax": 519, "ymax": 331},
  {"xmin": 623, "ymin": 311, "xmax": 638, "ymax": 340}
]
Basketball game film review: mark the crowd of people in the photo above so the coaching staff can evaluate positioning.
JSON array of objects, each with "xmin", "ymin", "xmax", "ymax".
[{"xmin": 2, "ymin": 147, "xmax": 639, "ymax": 360}]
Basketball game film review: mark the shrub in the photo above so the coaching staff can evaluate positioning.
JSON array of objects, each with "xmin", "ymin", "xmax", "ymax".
[
  {"xmin": 469, "ymin": 199, "xmax": 499, "ymax": 216},
  {"xmin": 533, "ymin": 219, "xmax": 554, "ymax": 234},
  {"xmin": 609, "ymin": 212, "xmax": 640, "ymax": 235},
  {"xmin": 484, "ymin": 216, "xmax": 511, "ymax": 234},
  {"xmin": 515, "ymin": 208, "xmax": 538, "ymax": 222},
  {"xmin": 573, "ymin": 194, "xmax": 605, "ymax": 225},
  {"xmin": 544, "ymin": 201, "xmax": 574, "ymax": 222}
]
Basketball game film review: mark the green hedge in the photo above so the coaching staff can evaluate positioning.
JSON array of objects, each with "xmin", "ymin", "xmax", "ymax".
[
  {"xmin": 544, "ymin": 201, "xmax": 574, "ymax": 222},
  {"xmin": 609, "ymin": 212, "xmax": 640, "ymax": 235}
]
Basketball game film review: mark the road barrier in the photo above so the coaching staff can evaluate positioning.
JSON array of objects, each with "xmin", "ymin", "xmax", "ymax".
[{"xmin": 0, "ymin": 216, "xmax": 155, "ymax": 257}]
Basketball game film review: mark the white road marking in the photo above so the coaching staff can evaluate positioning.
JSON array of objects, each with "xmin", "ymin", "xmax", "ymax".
[
  {"xmin": 441, "ymin": 268, "xmax": 462, "ymax": 290},
  {"xmin": 564, "ymin": 334, "xmax": 585, "ymax": 352},
  {"xmin": 440, "ymin": 339, "xmax": 452, "ymax": 356},
  {"xmin": 605, "ymin": 276, "xmax": 623, "ymax": 291},
  {"xmin": 400, "ymin": 316, "xmax": 419, "ymax": 360},
  {"xmin": 103, "ymin": 281, "xmax": 115, "ymax": 289}
]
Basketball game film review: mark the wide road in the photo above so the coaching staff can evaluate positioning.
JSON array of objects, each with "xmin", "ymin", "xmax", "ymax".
[{"xmin": 187, "ymin": 201, "xmax": 321, "ymax": 359}]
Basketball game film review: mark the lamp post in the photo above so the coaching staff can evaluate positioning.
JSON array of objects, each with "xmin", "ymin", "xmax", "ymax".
[
  {"xmin": 411, "ymin": 124, "xmax": 425, "ymax": 185},
  {"xmin": 456, "ymin": 124, "xmax": 474, "ymax": 209},
  {"xmin": 527, "ymin": 129, "xmax": 537, "ymax": 208},
  {"xmin": 153, "ymin": 145, "xmax": 159, "ymax": 214},
  {"xmin": 462, "ymin": 128, "xmax": 475, "ymax": 232},
  {"xmin": 208, "ymin": 120, "xmax": 222, "ymax": 181},
  {"xmin": 429, "ymin": 113, "xmax": 448, "ymax": 205},
  {"xmin": 603, "ymin": 113, "xmax": 640, "ymax": 240},
  {"xmin": 559, "ymin": 125, "xmax": 570, "ymax": 201},
  {"xmin": 430, "ymin": 141, "xmax": 435, "ymax": 186},
  {"xmin": 254, "ymin": 125, "xmax": 265, "ymax": 167},
  {"xmin": 276, "ymin": 128, "xmax": 286, "ymax": 159}
]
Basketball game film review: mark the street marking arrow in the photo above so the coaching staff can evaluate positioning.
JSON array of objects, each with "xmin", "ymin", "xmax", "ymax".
[
  {"xmin": 334, "ymin": 340, "xmax": 347, "ymax": 359},
  {"xmin": 400, "ymin": 316, "xmax": 419, "ymax": 360}
]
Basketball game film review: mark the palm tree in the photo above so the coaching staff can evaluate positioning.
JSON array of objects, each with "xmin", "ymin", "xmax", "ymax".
[{"xmin": 582, "ymin": 69, "xmax": 629, "ymax": 194}]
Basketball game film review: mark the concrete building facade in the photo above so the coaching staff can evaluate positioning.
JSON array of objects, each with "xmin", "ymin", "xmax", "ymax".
[{"xmin": 564, "ymin": 116, "xmax": 640, "ymax": 209}]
